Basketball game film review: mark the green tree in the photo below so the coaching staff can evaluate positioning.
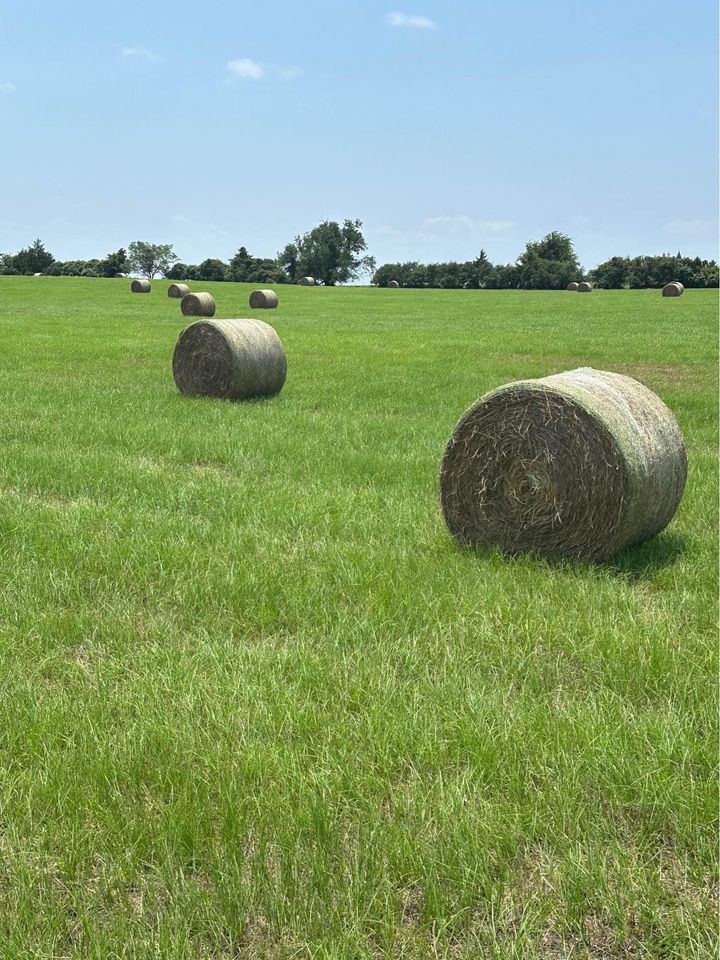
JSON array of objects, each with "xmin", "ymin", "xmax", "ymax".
[
  {"xmin": 196, "ymin": 258, "xmax": 227, "ymax": 282},
  {"xmin": 99, "ymin": 247, "xmax": 130, "ymax": 278},
  {"xmin": 516, "ymin": 231, "xmax": 580, "ymax": 289},
  {"xmin": 128, "ymin": 241, "xmax": 178, "ymax": 279},
  {"xmin": 13, "ymin": 238, "xmax": 55, "ymax": 275},
  {"xmin": 279, "ymin": 220, "xmax": 375, "ymax": 285}
]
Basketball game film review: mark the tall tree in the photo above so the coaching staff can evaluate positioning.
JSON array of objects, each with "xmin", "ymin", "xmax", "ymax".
[
  {"xmin": 128, "ymin": 241, "xmax": 178, "ymax": 279},
  {"xmin": 279, "ymin": 220, "xmax": 375, "ymax": 285},
  {"xmin": 516, "ymin": 231, "xmax": 580, "ymax": 289},
  {"xmin": 13, "ymin": 238, "xmax": 55, "ymax": 274},
  {"xmin": 99, "ymin": 247, "xmax": 130, "ymax": 277}
]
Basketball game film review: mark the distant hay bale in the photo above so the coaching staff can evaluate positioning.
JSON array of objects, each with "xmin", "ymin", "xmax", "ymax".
[
  {"xmin": 577, "ymin": 281, "xmax": 593, "ymax": 293},
  {"xmin": 115, "ymin": 273, "xmax": 128, "ymax": 278},
  {"xmin": 439, "ymin": 367, "xmax": 687, "ymax": 562},
  {"xmin": 33, "ymin": 272, "xmax": 43, "ymax": 277},
  {"xmin": 566, "ymin": 282, "xmax": 579, "ymax": 291},
  {"xmin": 662, "ymin": 281, "xmax": 684, "ymax": 297},
  {"xmin": 172, "ymin": 318, "xmax": 287, "ymax": 401},
  {"xmin": 181, "ymin": 292, "xmax": 216, "ymax": 317},
  {"xmin": 168, "ymin": 283, "xmax": 190, "ymax": 299},
  {"xmin": 249, "ymin": 289, "xmax": 279, "ymax": 309},
  {"xmin": 297, "ymin": 277, "xmax": 315, "ymax": 286},
  {"xmin": 131, "ymin": 279, "xmax": 151, "ymax": 293},
  {"xmin": 388, "ymin": 280, "xmax": 400, "ymax": 288}
]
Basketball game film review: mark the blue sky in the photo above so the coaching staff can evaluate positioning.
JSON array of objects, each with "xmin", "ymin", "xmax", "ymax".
[{"xmin": 0, "ymin": 0, "xmax": 717, "ymax": 272}]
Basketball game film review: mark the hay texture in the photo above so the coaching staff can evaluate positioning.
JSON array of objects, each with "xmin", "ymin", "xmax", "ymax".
[
  {"xmin": 172, "ymin": 318, "xmax": 287, "ymax": 401},
  {"xmin": 168, "ymin": 283, "xmax": 190, "ymax": 299},
  {"xmin": 388, "ymin": 280, "xmax": 400, "ymax": 288},
  {"xmin": 566, "ymin": 282, "xmax": 579, "ymax": 291},
  {"xmin": 249, "ymin": 289, "xmax": 279, "ymax": 309},
  {"xmin": 577, "ymin": 281, "xmax": 593, "ymax": 293},
  {"xmin": 439, "ymin": 367, "xmax": 687, "ymax": 562},
  {"xmin": 181, "ymin": 292, "xmax": 216, "ymax": 317},
  {"xmin": 131, "ymin": 279, "xmax": 151, "ymax": 293},
  {"xmin": 297, "ymin": 277, "xmax": 315, "ymax": 286},
  {"xmin": 662, "ymin": 281, "xmax": 684, "ymax": 297}
]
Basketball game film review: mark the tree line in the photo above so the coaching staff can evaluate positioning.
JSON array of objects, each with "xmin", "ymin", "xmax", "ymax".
[{"xmin": 1, "ymin": 226, "xmax": 717, "ymax": 289}]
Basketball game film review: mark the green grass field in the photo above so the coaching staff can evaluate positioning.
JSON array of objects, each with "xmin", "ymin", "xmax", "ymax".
[{"xmin": 0, "ymin": 277, "xmax": 716, "ymax": 958}]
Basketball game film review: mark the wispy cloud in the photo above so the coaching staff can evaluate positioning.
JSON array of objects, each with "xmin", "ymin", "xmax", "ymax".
[
  {"xmin": 385, "ymin": 11, "xmax": 437, "ymax": 29},
  {"xmin": 227, "ymin": 58, "xmax": 301, "ymax": 80},
  {"xmin": 663, "ymin": 218, "xmax": 715, "ymax": 235},
  {"xmin": 0, "ymin": 82, "xmax": 16, "ymax": 93},
  {"xmin": 423, "ymin": 216, "xmax": 514, "ymax": 233},
  {"xmin": 121, "ymin": 46, "xmax": 159, "ymax": 61}
]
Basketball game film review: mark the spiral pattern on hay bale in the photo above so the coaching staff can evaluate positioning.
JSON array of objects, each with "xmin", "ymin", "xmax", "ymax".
[
  {"xmin": 566, "ymin": 282, "xmax": 579, "ymax": 291},
  {"xmin": 662, "ymin": 281, "xmax": 684, "ymax": 297},
  {"xmin": 439, "ymin": 368, "xmax": 687, "ymax": 562},
  {"xmin": 577, "ymin": 281, "xmax": 593, "ymax": 293},
  {"xmin": 131, "ymin": 279, "xmax": 151, "ymax": 293},
  {"xmin": 181, "ymin": 292, "xmax": 216, "ymax": 317},
  {"xmin": 168, "ymin": 283, "xmax": 190, "ymax": 299},
  {"xmin": 249, "ymin": 289, "xmax": 279, "ymax": 309},
  {"xmin": 388, "ymin": 280, "xmax": 400, "ymax": 288},
  {"xmin": 172, "ymin": 319, "xmax": 287, "ymax": 401},
  {"xmin": 297, "ymin": 277, "xmax": 315, "ymax": 286}
]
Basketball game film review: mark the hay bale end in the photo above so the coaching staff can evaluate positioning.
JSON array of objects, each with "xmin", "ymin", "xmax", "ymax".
[
  {"xmin": 297, "ymin": 277, "xmax": 315, "ymax": 286},
  {"xmin": 439, "ymin": 367, "xmax": 687, "ymax": 562},
  {"xmin": 249, "ymin": 289, "xmax": 279, "ymax": 309},
  {"xmin": 662, "ymin": 281, "xmax": 684, "ymax": 297},
  {"xmin": 566, "ymin": 282, "xmax": 579, "ymax": 291},
  {"xmin": 181, "ymin": 292, "xmax": 216, "ymax": 317},
  {"xmin": 577, "ymin": 281, "xmax": 593, "ymax": 293},
  {"xmin": 168, "ymin": 283, "xmax": 190, "ymax": 299},
  {"xmin": 172, "ymin": 318, "xmax": 287, "ymax": 401},
  {"xmin": 388, "ymin": 280, "xmax": 400, "ymax": 288},
  {"xmin": 131, "ymin": 279, "xmax": 151, "ymax": 293}
]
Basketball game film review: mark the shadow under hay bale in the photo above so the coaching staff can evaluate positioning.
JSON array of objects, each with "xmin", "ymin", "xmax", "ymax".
[
  {"xmin": 566, "ymin": 282, "xmax": 579, "ymax": 291},
  {"xmin": 181, "ymin": 292, "xmax": 216, "ymax": 317},
  {"xmin": 249, "ymin": 289, "xmax": 279, "ymax": 309},
  {"xmin": 131, "ymin": 279, "xmax": 151, "ymax": 293},
  {"xmin": 168, "ymin": 283, "xmax": 190, "ymax": 299},
  {"xmin": 577, "ymin": 281, "xmax": 592, "ymax": 293},
  {"xmin": 662, "ymin": 281, "xmax": 684, "ymax": 297},
  {"xmin": 297, "ymin": 277, "xmax": 315, "ymax": 286},
  {"xmin": 172, "ymin": 318, "xmax": 287, "ymax": 401},
  {"xmin": 388, "ymin": 280, "xmax": 400, "ymax": 288},
  {"xmin": 439, "ymin": 367, "xmax": 687, "ymax": 563}
]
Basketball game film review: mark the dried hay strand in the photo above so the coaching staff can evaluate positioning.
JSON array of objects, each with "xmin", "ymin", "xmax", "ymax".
[
  {"xmin": 249, "ymin": 289, "xmax": 279, "ymax": 309},
  {"xmin": 172, "ymin": 318, "xmax": 287, "ymax": 400},
  {"xmin": 577, "ymin": 281, "xmax": 593, "ymax": 293},
  {"xmin": 662, "ymin": 281, "xmax": 684, "ymax": 297},
  {"xmin": 181, "ymin": 292, "xmax": 216, "ymax": 317},
  {"xmin": 566, "ymin": 282, "xmax": 579, "ymax": 291},
  {"xmin": 168, "ymin": 283, "xmax": 190, "ymax": 299},
  {"xmin": 131, "ymin": 279, "xmax": 151, "ymax": 293},
  {"xmin": 297, "ymin": 277, "xmax": 315, "ymax": 286},
  {"xmin": 439, "ymin": 367, "xmax": 687, "ymax": 562},
  {"xmin": 388, "ymin": 280, "xmax": 400, "ymax": 288}
]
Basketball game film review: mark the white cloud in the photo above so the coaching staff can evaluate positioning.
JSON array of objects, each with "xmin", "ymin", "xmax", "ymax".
[
  {"xmin": 227, "ymin": 58, "xmax": 264, "ymax": 80},
  {"xmin": 385, "ymin": 11, "xmax": 437, "ymax": 29},
  {"xmin": 663, "ymin": 218, "xmax": 715, "ymax": 235},
  {"xmin": 227, "ymin": 58, "xmax": 301, "ymax": 81},
  {"xmin": 422, "ymin": 216, "xmax": 514, "ymax": 233},
  {"xmin": 121, "ymin": 46, "xmax": 159, "ymax": 61},
  {"xmin": 0, "ymin": 82, "xmax": 16, "ymax": 93}
]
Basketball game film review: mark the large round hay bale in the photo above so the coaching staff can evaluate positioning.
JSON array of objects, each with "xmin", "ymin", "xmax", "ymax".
[
  {"xmin": 662, "ymin": 281, "xmax": 684, "ymax": 297},
  {"xmin": 249, "ymin": 289, "xmax": 279, "ymax": 309},
  {"xmin": 131, "ymin": 279, "xmax": 151, "ymax": 293},
  {"xmin": 181, "ymin": 292, "xmax": 216, "ymax": 317},
  {"xmin": 168, "ymin": 283, "xmax": 190, "ymax": 299},
  {"xmin": 388, "ymin": 280, "xmax": 400, "ymax": 288},
  {"xmin": 297, "ymin": 277, "xmax": 315, "ymax": 286},
  {"xmin": 577, "ymin": 281, "xmax": 592, "ymax": 293},
  {"xmin": 566, "ymin": 282, "xmax": 579, "ymax": 291},
  {"xmin": 439, "ymin": 367, "xmax": 687, "ymax": 562},
  {"xmin": 172, "ymin": 318, "xmax": 287, "ymax": 401}
]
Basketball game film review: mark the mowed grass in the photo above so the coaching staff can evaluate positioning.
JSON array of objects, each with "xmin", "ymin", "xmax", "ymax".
[{"xmin": 0, "ymin": 277, "xmax": 716, "ymax": 958}]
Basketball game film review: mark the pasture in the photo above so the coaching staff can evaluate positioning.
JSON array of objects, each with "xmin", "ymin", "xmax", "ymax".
[{"xmin": 0, "ymin": 277, "xmax": 716, "ymax": 957}]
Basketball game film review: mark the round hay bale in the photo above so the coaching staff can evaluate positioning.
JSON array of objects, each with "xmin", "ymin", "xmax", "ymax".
[
  {"xmin": 249, "ymin": 289, "xmax": 279, "ymax": 309},
  {"xmin": 439, "ymin": 367, "xmax": 687, "ymax": 562},
  {"xmin": 566, "ymin": 282, "xmax": 579, "ymax": 291},
  {"xmin": 33, "ymin": 272, "xmax": 43, "ymax": 277},
  {"xmin": 131, "ymin": 279, "xmax": 151, "ymax": 293},
  {"xmin": 297, "ymin": 277, "xmax": 315, "ymax": 286},
  {"xmin": 181, "ymin": 292, "xmax": 216, "ymax": 317},
  {"xmin": 577, "ymin": 281, "xmax": 593, "ymax": 293},
  {"xmin": 168, "ymin": 283, "xmax": 190, "ymax": 299},
  {"xmin": 115, "ymin": 272, "xmax": 128, "ymax": 278},
  {"xmin": 388, "ymin": 280, "xmax": 400, "ymax": 288},
  {"xmin": 662, "ymin": 281, "xmax": 684, "ymax": 297},
  {"xmin": 172, "ymin": 318, "xmax": 287, "ymax": 400}
]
